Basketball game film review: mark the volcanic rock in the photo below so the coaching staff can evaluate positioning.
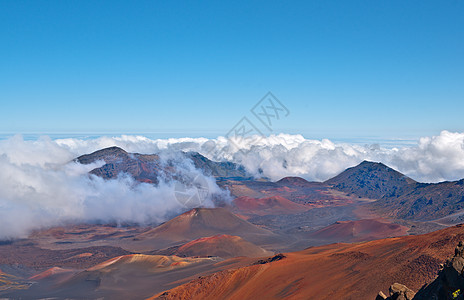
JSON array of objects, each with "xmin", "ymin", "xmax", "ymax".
[{"xmin": 413, "ymin": 241, "xmax": 464, "ymax": 299}]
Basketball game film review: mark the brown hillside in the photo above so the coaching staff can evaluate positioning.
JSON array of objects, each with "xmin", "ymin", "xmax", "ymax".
[
  {"xmin": 135, "ymin": 208, "xmax": 281, "ymax": 250},
  {"xmin": 150, "ymin": 224, "xmax": 464, "ymax": 300},
  {"xmin": 172, "ymin": 235, "xmax": 273, "ymax": 259},
  {"xmin": 308, "ymin": 219, "xmax": 408, "ymax": 243}
]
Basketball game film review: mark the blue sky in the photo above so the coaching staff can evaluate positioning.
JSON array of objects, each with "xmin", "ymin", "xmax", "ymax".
[{"xmin": 0, "ymin": 1, "xmax": 463, "ymax": 140}]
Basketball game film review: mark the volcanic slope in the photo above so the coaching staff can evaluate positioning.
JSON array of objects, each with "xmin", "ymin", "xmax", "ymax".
[
  {"xmin": 132, "ymin": 208, "xmax": 283, "ymax": 251},
  {"xmin": 149, "ymin": 224, "xmax": 464, "ymax": 300},
  {"xmin": 372, "ymin": 179, "xmax": 464, "ymax": 221},
  {"xmin": 27, "ymin": 210, "xmax": 286, "ymax": 253},
  {"xmin": 2, "ymin": 255, "xmax": 222, "ymax": 300},
  {"xmin": 161, "ymin": 234, "xmax": 274, "ymax": 259},
  {"xmin": 307, "ymin": 219, "xmax": 409, "ymax": 243}
]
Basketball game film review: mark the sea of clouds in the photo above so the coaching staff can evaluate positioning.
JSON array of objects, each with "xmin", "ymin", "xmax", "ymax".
[{"xmin": 1, "ymin": 130, "xmax": 464, "ymax": 239}]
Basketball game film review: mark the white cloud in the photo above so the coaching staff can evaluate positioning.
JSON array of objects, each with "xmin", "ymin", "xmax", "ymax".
[
  {"xmin": 1, "ymin": 130, "xmax": 464, "ymax": 239},
  {"xmin": 0, "ymin": 136, "xmax": 222, "ymax": 239},
  {"xmin": 172, "ymin": 131, "xmax": 464, "ymax": 183}
]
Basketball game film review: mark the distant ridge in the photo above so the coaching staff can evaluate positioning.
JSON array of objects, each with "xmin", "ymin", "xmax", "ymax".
[
  {"xmin": 76, "ymin": 146, "xmax": 129, "ymax": 165},
  {"xmin": 324, "ymin": 161, "xmax": 464, "ymax": 221},
  {"xmin": 76, "ymin": 146, "xmax": 164, "ymax": 183},
  {"xmin": 372, "ymin": 179, "xmax": 464, "ymax": 221},
  {"xmin": 185, "ymin": 152, "xmax": 249, "ymax": 179},
  {"xmin": 76, "ymin": 146, "xmax": 249, "ymax": 183},
  {"xmin": 276, "ymin": 176, "xmax": 311, "ymax": 186},
  {"xmin": 325, "ymin": 160, "xmax": 416, "ymax": 199},
  {"xmin": 76, "ymin": 147, "xmax": 464, "ymax": 223}
]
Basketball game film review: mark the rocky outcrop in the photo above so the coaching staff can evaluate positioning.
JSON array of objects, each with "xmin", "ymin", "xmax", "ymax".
[
  {"xmin": 252, "ymin": 253, "xmax": 286, "ymax": 265},
  {"xmin": 377, "ymin": 241, "xmax": 464, "ymax": 300},
  {"xmin": 376, "ymin": 283, "xmax": 415, "ymax": 300},
  {"xmin": 413, "ymin": 241, "xmax": 464, "ymax": 299}
]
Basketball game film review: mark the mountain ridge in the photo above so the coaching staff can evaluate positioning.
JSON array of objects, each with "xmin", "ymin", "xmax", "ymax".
[
  {"xmin": 325, "ymin": 160, "xmax": 417, "ymax": 199},
  {"xmin": 76, "ymin": 146, "xmax": 250, "ymax": 183},
  {"xmin": 75, "ymin": 147, "xmax": 464, "ymax": 225}
]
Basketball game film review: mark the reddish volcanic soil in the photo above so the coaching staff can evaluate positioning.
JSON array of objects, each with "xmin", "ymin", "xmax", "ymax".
[
  {"xmin": 29, "ymin": 267, "xmax": 76, "ymax": 281},
  {"xmin": 134, "ymin": 208, "xmax": 281, "ymax": 251},
  {"xmin": 223, "ymin": 177, "xmax": 374, "ymax": 210},
  {"xmin": 233, "ymin": 196, "xmax": 309, "ymax": 216},
  {"xmin": 173, "ymin": 235, "xmax": 273, "ymax": 259},
  {"xmin": 27, "ymin": 208, "xmax": 283, "ymax": 253},
  {"xmin": 308, "ymin": 219, "xmax": 409, "ymax": 243},
  {"xmin": 225, "ymin": 184, "xmax": 264, "ymax": 198},
  {"xmin": 150, "ymin": 224, "xmax": 464, "ymax": 300}
]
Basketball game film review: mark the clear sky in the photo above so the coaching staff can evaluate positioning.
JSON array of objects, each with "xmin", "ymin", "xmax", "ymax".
[{"xmin": 0, "ymin": 1, "xmax": 463, "ymax": 139}]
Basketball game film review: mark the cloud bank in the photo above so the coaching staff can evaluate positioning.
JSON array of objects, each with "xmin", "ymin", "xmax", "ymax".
[
  {"xmin": 158, "ymin": 131, "xmax": 464, "ymax": 183},
  {"xmin": 1, "ymin": 130, "xmax": 464, "ymax": 239},
  {"xmin": 56, "ymin": 130, "xmax": 464, "ymax": 183},
  {"xmin": 0, "ymin": 136, "xmax": 224, "ymax": 239}
]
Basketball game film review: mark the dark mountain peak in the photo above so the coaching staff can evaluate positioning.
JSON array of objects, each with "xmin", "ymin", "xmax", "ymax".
[
  {"xmin": 90, "ymin": 146, "xmax": 127, "ymax": 155},
  {"xmin": 101, "ymin": 146, "xmax": 127, "ymax": 153},
  {"xmin": 76, "ymin": 146, "xmax": 128, "ymax": 165},
  {"xmin": 354, "ymin": 160, "xmax": 398, "ymax": 171},
  {"xmin": 359, "ymin": 160, "xmax": 386, "ymax": 167},
  {"xmin": 327, "ymin": 160, "xmax": 415, "ymax": 184},
  {"xmin": 74, "ymin": 147, "xmax": 250, "ymax": 185},
  {"xmin": 76, "ymin": 146, "xmax": 162, "ymax": 183},
  {"xmin": 326, "ymin": 161, "xmax": 416, "ymax": 199}
]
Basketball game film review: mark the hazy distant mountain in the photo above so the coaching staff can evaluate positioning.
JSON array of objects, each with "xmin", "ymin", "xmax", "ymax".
[
  {"xmin": 76, "ymin": 146, "xmax": 249, "ymax": 183},
  {"xmin": 185, "ymin": 152, "xmax": 250, "ymax": 179},
  {"xmin": 76, "ymin": 147, "xmax": 464, "ymax": 223},
  {"xmin": 77, "ymin": 145, "xmax": 464, "ymax": 223},
  {"xmin": 76, "ymin": 146, "xmax": 165, "ymax": 183}
]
